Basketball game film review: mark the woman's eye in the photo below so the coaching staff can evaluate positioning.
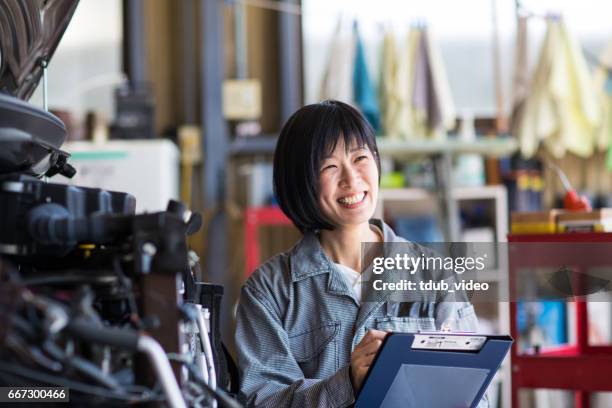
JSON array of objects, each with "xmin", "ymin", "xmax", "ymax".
[
  {"xmin": 322, "ymin": 164, "xmax": 337, "ymax": 172},
  {"xmin": 355, "ymin": 155, "xmax": 368, "ymax": 162}
]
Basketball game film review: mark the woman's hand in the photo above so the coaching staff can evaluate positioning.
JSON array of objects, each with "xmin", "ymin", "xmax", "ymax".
[{"xmin": 349, "ymin": 329, "xmax": 388, "ymax": 392}]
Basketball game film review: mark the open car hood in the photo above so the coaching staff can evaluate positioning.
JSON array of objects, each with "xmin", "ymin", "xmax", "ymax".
[
  {"xmin": 0, "ymin": 0, "xmax": 79, "ymax": 178},
  {"xmin": 0, "ymin": 0, "xmax": 79, "ymax": 100}
]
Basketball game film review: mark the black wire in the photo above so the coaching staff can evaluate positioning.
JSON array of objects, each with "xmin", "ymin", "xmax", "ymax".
[
  {"xmin": 43, "ymin": 341, "xmax": 125, "ymax": 392},
  {"xmin": 4, "ymin": 333, "xmax": 63, "ymax": 373},
  {"xmin": 8, "ymin": 313, "xmax": 37, "ymax": 340},
  {"xmin": 111, "ymin": 257, "xmax": 140, "ymax": 328},
  {"xmin": 25, "ymin": 302, "xmax": 41, "ymax": 331}
]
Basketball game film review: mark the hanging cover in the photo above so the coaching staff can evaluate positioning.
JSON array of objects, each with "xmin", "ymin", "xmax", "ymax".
[{"xmin": 517, "ymin": 19, "xmax": 602, "ymax": 159}]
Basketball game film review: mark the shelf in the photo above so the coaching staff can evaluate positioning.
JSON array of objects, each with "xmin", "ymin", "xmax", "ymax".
[
  {"xmin": 509, "ymin": 232, "xmax": 612, "ymax": 242},
  {"xmin": 229, "ymin": 135, "xmax": 519, "ymax": 158},
  {"xmin": 379, "ymin": 185, "xmax": 507, "ymax": 202},
  {"xmin": 376, "ymin": 137, "xmax": 518, "ymax": 158},
  {"xmin": 377, "ymin": 185, "xmax": 508, "ymax": 241},
  {"xmin": 451, "ymin": 185, "xmax": 508, "ymax": 201}
]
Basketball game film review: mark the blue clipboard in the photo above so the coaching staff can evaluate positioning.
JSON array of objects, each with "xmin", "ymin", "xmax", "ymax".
[{"xmin": 355, "ymin": 332, "xmax": 513, "ymax": 408}]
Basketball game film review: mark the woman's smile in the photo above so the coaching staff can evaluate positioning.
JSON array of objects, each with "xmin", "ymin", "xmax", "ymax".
[{"xmin": 337, "ymin": 191, "xmax": 367, "ymax": 208}]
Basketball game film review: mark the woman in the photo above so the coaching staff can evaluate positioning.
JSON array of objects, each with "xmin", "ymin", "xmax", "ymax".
[{"xmin": 235, "ymin": 100, "xmax": 481, "ymax": 407}]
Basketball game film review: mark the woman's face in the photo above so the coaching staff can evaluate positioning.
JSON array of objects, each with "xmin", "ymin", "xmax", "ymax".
[{"xmin": 318, "ymin": 138, "xmax": 379, "ymax": 229}]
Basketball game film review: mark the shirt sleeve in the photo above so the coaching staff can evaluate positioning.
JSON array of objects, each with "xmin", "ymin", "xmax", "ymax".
[{"xmin": 235, "ymin": 283, "xmax": 355, "ymax": 408}]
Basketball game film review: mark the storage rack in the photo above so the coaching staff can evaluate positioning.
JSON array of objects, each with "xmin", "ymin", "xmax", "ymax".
[
  {"xmin": 375, "ymin": 137, "xmax": 517, "ymax": 242},
  {"xmin": 508, "ymin": 232, "xmax": 612, "ymax": 408}
]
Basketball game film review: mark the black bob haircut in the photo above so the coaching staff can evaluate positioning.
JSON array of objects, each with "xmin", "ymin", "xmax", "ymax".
[{"xmin": 273, "ymin": 100, "xmax": 381, "ymax": 233}]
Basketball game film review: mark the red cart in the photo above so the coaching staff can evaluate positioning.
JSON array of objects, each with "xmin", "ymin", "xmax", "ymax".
[{"xmin": 508, "ymin": 232, "xmax": 612, "ymax": 408}]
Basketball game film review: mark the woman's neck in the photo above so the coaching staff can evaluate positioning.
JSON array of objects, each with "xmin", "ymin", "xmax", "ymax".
[{"xmin": 319, "ymin": 222, "xmax": 381, "ymax": 272}]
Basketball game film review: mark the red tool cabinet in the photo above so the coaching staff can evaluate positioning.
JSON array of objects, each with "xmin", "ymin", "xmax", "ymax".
[{"xmin": 508, "ymin": 232, "xmax": 612, "ymax": 408}]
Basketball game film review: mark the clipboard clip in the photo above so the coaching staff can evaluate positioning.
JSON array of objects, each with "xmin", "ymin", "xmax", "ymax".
[{"xmin": 412, "ymin": 333, "xmax": 487, "ymax": 351}]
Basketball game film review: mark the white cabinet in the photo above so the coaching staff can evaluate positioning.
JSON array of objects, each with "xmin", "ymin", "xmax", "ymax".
[{"xmin": 59, "ymin": 139, "xmax": 179, "ymax": 212}]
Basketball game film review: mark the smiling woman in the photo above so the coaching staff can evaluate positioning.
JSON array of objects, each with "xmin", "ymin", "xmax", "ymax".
[
  {"xmin": 234, "ymin": 100, "xmax": 483, "ymax": 408},
  {"xmin": 272, "ymin": 100, "xmax": 381, "ymax": 233}
]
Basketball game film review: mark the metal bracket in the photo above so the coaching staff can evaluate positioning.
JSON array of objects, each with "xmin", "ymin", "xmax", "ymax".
[{"xmin": 39, "ymin": 58, "xmax": 49, "ymax": 112}]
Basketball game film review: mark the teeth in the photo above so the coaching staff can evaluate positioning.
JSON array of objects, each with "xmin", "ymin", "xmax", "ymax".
[{"xmin": 338, "ymin": 192, "xmax": 365, "ymax": 205}]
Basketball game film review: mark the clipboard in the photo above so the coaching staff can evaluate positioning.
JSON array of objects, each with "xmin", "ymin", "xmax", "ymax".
[{"xmin": 355, "ymin": 332, "xmax": 513, "ymax": 408}]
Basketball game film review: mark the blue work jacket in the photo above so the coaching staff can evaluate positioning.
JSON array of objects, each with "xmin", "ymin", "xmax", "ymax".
[{"xmin": 235, "ymin": 219, "xmax": 485, "ymax": 407}]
